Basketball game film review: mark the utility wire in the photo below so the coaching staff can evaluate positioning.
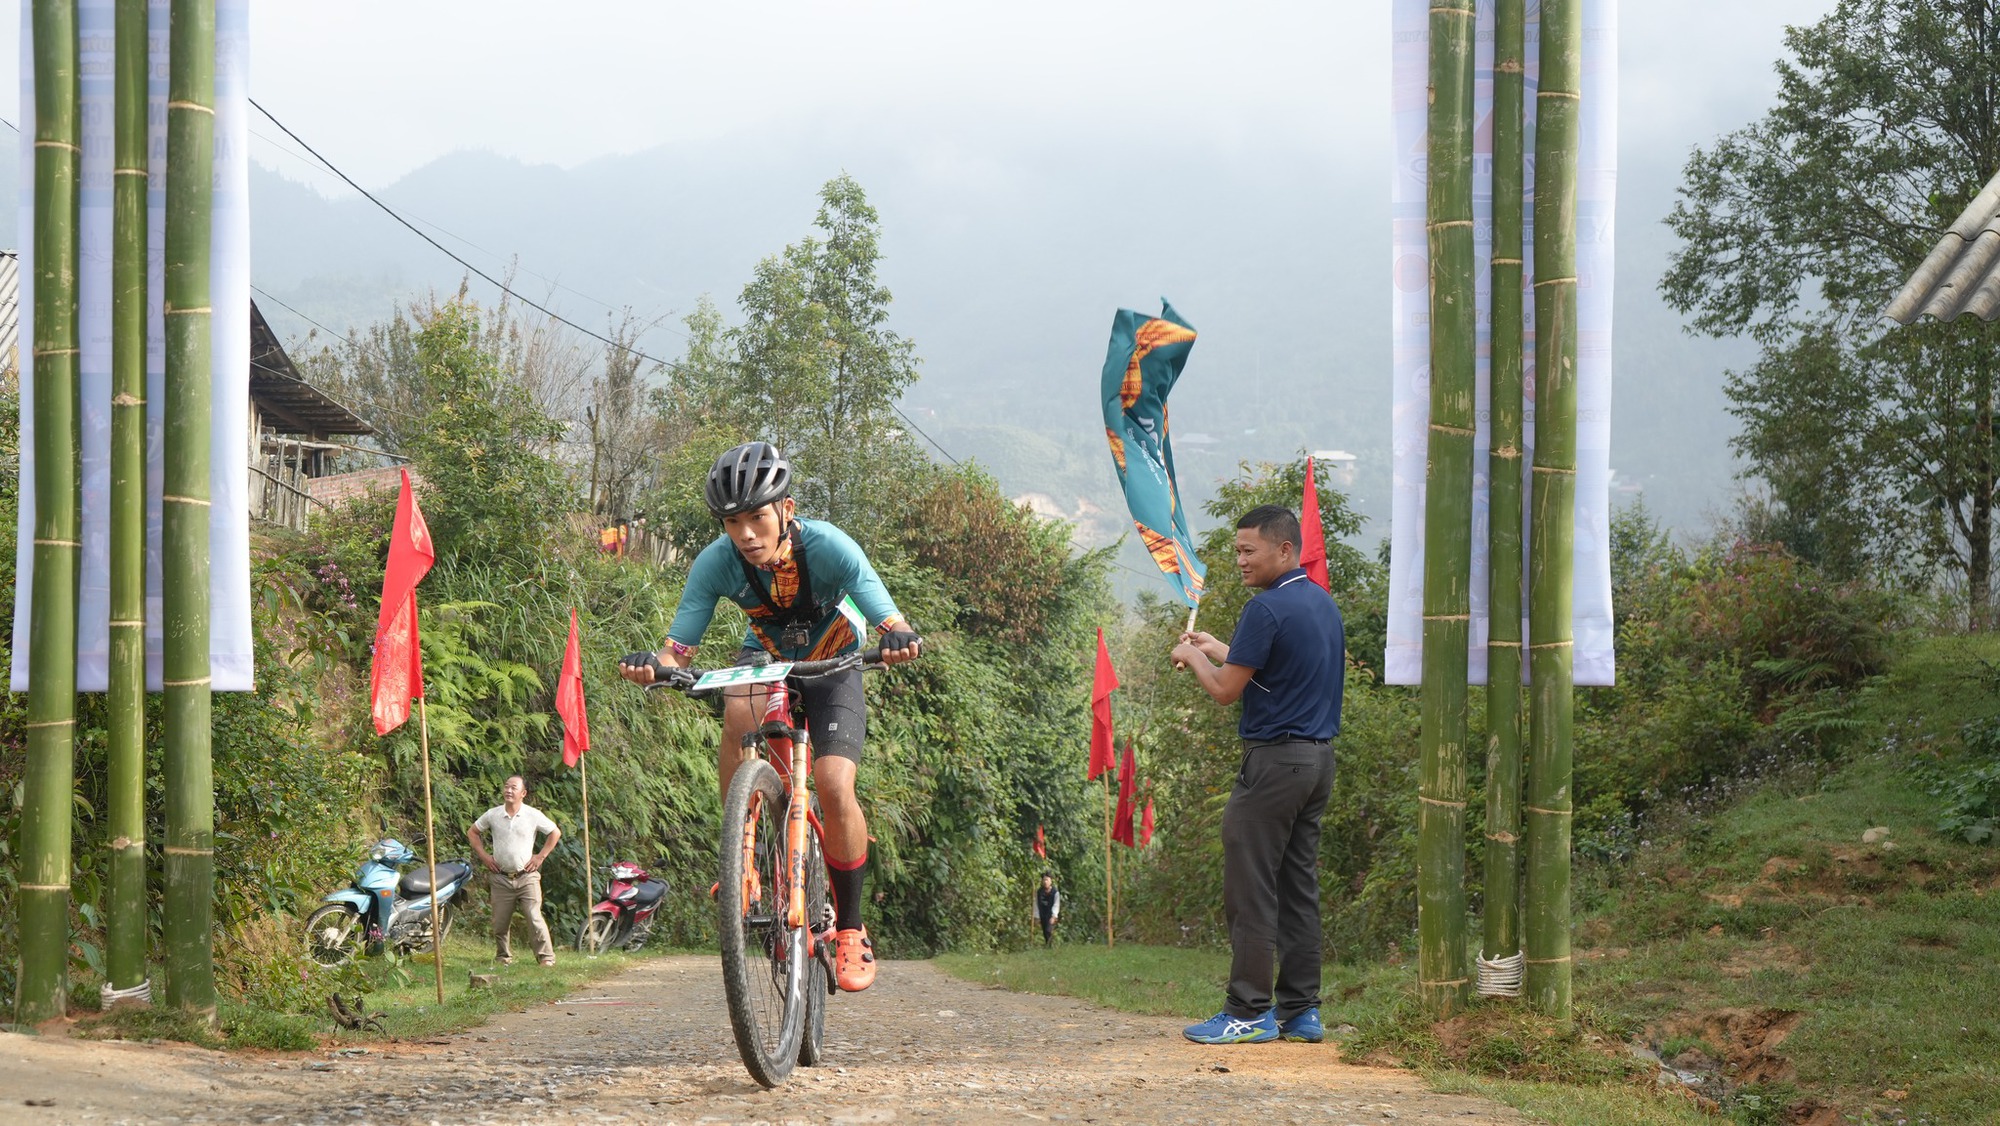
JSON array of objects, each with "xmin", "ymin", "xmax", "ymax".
[
  {"xmin": 250, "ymin": 97, "xmax": 674, "ymax": 370},
  {"xmin": 251, "ymin": 99, "xmax": 970, "ymax": 469}
]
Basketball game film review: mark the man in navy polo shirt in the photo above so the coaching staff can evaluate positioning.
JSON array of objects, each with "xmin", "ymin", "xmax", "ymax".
[{"xmin": 1170, "ymin": 503, "xmax": 1344, "ymax": 1045}]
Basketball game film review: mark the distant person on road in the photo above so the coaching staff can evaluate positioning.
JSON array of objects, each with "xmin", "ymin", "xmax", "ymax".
[
  {"xmin": 1033, "ymin": 873, "xmax": 1062, "ymax": 947},
  {"xmin": 467, "ymin": 775, "xmax": 562, "ymax": 967},
  {"xmin": 1169, "ymin": 505, "xmax": 1344, "ymax": 1046}
]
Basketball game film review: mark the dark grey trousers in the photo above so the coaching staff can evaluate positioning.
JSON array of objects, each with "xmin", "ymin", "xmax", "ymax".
[{"xmin": 1221, "ymin": 740, "xmax": 1335, "ymax": 1020}]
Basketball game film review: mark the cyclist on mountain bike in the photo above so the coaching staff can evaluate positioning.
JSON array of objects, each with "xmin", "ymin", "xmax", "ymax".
[{"xmin": 617, "ymin": 441, "xmax": 921, "ymax": 992}]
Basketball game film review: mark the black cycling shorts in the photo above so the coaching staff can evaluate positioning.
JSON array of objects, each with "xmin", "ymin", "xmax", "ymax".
[{"xmin": 733, "ymin": 649, "xmax": 868, "ymax": 765}]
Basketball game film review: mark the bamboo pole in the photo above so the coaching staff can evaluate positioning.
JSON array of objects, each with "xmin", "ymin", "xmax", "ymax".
[
  {"xmin": 162, "ymin": 0, "xmax": 216, "ymax": 1017},
  {"xmin": 1525, "ymin": 0, "xmax": 1582, "ymax": 1022},
  {"xmin": 418, "ymin": 697, "xmax": 446, "ymax": 1004},
  {"xmin": 1479, "ymin": 0, "xmax": 1528, "ymax": 999},
  {"xmin": 16, "ymin": 0, "xmax": 82, "ymax": 1026},
  {"xmin": 580, "ymin": 755, "xmax": 594, "ymax": 907},
  {"xmin": 1103, "ymin": 777, "xmax": 1113, "ymax": 947},
  {"xmin": 103, "ymin": 0, "xmax": 151, "ymax": 1006},
  {"xmin": 1418, "ymin": 0, "xmax": 1476, "ymax": 1020}
]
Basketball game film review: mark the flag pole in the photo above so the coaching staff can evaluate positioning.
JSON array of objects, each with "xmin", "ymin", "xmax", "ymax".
[
  {"xmin": 417, "ymin": 691, "xmax": 445, "ymax": 1005},
  {"xmin": 580, "ymin": 754, "xmax": 594, "ymax": 907},
  {"xmin": 1103, "ymin": 776, "xmax": 1114, "ymax": 947}
]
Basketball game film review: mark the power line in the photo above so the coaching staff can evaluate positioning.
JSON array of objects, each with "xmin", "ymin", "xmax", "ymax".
[
  {"xmin": 249, "ymin": 99, "xmax": 972, "ymax": 470},
  {"xmin": 247, "ymin": 126, "xmax": 654, "ymax": 325},
  {"xmin": 249, "ymin": 97, "xmax": 676, "ymax": 371}
]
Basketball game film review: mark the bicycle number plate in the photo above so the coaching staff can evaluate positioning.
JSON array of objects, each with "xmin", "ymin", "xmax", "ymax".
[{"xmin": 692, "ymin": 662, "xmax": 794, "ymax": 691}]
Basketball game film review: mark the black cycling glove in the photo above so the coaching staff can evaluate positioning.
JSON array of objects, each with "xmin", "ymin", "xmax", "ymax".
[
  {"xmin": 619, "ymin": 651, "xmax": 671, "ymax": 682},
  {"xmin": 879, "ymin": 629, "xmax": 923, "ymax": 653}
]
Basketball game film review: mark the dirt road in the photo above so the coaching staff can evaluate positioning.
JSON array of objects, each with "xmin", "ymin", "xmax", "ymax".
[{"xmin": 0, "ymin": 956, "xmax": 1527, "ymax": 1125}]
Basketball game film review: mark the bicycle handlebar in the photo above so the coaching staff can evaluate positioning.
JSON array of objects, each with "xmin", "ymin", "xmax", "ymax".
[{"xmin": 641, "ymin": 648, "xmax": 896, "ymax": 695}]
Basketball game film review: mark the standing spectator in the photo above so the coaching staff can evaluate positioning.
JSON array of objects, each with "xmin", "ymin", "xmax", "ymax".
[
  {"xmin": 467, "ymin": 775, "xmax": 562, "ymax": 967},
  {"xmin": 1033, "ymin": 873, "xmax": 1063, "ymax": 947},
  {"xmin": 1169, "ymin": 505, "xmax": 1344, "ymax": 1045}
]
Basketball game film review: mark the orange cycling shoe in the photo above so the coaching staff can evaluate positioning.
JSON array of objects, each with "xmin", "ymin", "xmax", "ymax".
[{"xmin": 834, "ymin": 927, "xmax": 877, "ymax": 992}]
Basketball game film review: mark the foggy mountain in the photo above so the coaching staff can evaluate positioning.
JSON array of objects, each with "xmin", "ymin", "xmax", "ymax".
[{"xmin": 8, "ymin": 120, "xmax": 1755, "ymax": 587}]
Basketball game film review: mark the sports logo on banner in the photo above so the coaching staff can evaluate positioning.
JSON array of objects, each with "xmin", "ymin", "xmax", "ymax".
[
  {"xmin": 1385, "ymin": 0, "xmax": 1618, "ymax": 687},
  {"xmin": 11, "ymin": 0, "xmax": 254, "ymax": 691}
]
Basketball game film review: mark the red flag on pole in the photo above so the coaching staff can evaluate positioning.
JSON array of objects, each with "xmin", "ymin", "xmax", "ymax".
[
  {"xmin": 371, "ymin": 469, "xmax": 436, "ymax": 736},
  {"xmin": 1112, "ymin": 740, "xmax": 1138, "ymax": 846},
  {"xmin": 1300, "ymin": 456, "xmax": 1330, "ymax": 592},
  {"xmin": 1033, "ymin": 824, "xmax": 1047, "ymax": 859},
  {"xmin": 557, "ymin": 607, "xmax": 591, "ymax": 767},
  {"xmin": 1089, "ymin": 628, "xmax": 1120, "ymax": 779},
  {"xmin": 1140, "ymin": 795, "xmax": 1155, "ymax": 847}
]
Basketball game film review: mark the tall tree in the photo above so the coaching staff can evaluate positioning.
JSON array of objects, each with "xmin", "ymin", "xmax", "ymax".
[
  {"xmin": 729, "ymin": 174, "xmax": 922, "ymax": 525},
  {"xmin": 1526, "ymin": 0, "xmax": 1583, "ymax": 1022},
  {"xmin": 17, "ymin": 0, "xmax": 81, "ymax": 1026},
  {"xmin": 1419, "ymin": 0, "xmax": 1476, "ymax": 1019},
  {"xmin": 105, "ymin": 0, "xmax": 150, "ymax": 1004},
  {"xmin": 163, "ymin": 0, "xmax": 217, "ymax": 1017},
  {"xmin": 1663, "ymin": 0, "xmax": 2000, "ymax": 623}
]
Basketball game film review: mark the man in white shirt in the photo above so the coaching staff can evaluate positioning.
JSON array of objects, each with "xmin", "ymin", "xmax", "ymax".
[{"xmin": 467, "ymin": 776, "xmax": 562, "ymax": 966}]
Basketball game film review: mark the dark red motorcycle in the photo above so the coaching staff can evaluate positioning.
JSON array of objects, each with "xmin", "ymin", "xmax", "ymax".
[{"xmin": 576, "ymin": 861, "xmax": 669, "ymax": 954}]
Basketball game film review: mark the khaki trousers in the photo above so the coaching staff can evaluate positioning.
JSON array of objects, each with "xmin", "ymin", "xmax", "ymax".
[{"xmin": 489, "ymin": 871, "xmax": 555, "ymax": 962}]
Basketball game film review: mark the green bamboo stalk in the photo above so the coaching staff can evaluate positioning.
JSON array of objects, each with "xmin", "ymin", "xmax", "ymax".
[
  {"xmin": 17, "ymin": 0, "xmax": 82, "ymax": 1027},
  {"xmin": 1418, "ymin": 0, "xmax": 1476, "ymax": 1020},
  {"xmin": 1525, "ymin": 0, "xmax": 1582, "ymax": 1022},
  {"xmin": 1480, "ymin": 0, "xmax": 1527, "ymax": 995},
  {"xmin": 162, "ymin": 0, "xmax": 216, "ymax": 1018},
  {"xmin": 104, "ymin": 0, "xmax": 150, "ymax": 1003}
]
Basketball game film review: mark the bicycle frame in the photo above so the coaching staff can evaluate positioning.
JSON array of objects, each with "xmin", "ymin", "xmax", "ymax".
[{"xmin": 746, "ymin": 678, "xmax": 824, "ymax": 932}]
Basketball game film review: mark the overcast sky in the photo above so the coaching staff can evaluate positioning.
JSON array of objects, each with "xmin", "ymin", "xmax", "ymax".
[{"xmin": 8, "ymin": 1, "xmax": 1833, "ymax": 193}]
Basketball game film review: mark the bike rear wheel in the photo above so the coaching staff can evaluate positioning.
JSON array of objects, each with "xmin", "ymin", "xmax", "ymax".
[
  {"xmin": 798, "ymin": 805, "xmax": 831, "ymax": 1067},
  {"xmin": 718, "ymin": 757, "xmax": 806, "ymax": 1087}
]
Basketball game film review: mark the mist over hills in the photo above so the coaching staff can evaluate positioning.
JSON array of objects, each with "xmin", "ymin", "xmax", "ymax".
[{"xmin": 8, "ymin": 122, "xmax": 1754, "ymax": 587}]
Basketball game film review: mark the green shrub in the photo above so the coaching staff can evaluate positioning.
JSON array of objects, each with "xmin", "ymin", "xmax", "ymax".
[{"xmin": 1927, "ymin": 714, "xmax": 2000, "ymax": 844}]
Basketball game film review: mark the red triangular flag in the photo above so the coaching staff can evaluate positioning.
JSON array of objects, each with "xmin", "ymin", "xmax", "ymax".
[
  {"xmin": 1300, "ymin": 456, "xmax": 1330, "ymax": 592},
  {"xmin": 1033, "ymin": 823, "xmax": 1047, "ymax": 859},
  {"xmin": 557, "ymin": 608, "xmax": 591, "ymax": 767},
  {"xmin": 1089, "ymin": 628, "xmax": 1120, "ymax": 780},
  {"xmin": 1113, "ymin": 740, "xmax": 1138, "ymax": 846},
  {"xmin": 371, "ymin": 469, "xmax": 436, "ymax": 736},
  {"xmin": 1140, "ymin": 794, "xmax": 1155, "ymax": 848}
]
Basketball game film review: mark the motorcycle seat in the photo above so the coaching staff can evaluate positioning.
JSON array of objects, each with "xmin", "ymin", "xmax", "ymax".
[
  {"xmin": 400, "ymin": 859, "xmax": 473, "ymax": 896},
  {"xmin": 632, "ymin": 878, "xmax": 669, "ymax": 909}
]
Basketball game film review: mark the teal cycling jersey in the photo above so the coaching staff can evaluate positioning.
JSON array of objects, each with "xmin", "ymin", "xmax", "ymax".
[{"xmin": 666, "ymin": 518, "xmax": 905, "ymax": 661}]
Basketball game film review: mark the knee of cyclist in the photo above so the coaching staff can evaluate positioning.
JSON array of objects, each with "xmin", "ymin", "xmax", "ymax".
[{"xmin": 721, "ymin": 693, "xmax": 757, "ymax": 725}]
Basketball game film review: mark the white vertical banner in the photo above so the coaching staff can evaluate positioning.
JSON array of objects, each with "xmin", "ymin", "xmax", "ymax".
[
  {"xmin": 1386, "ymin": 0, "xmax": 1618, "ymax": 687},
  {"xmin": 12, "ymin": 0, "xmax": 254, "ymax": 692}
]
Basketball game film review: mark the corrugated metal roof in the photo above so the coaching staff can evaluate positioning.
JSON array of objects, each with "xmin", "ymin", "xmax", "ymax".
[
  {"xmin": 248, "ymin": 300, "xmax": 373, "ymax": 436},
  {"xmin": 1885, "ymin": 169, "xmax": 2000, "ymax": 324},
  {"xmin": 0, "ymin": 250, "xmax": 19, "ymax": 383}
]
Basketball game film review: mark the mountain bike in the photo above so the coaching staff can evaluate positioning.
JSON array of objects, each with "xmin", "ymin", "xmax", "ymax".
[{"xmin": 650, "ymin": 649, "xmax": 885, "ymax": 1087}]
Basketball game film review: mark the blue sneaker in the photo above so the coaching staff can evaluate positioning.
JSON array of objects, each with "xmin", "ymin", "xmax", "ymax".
[
  {"xmin": 1276, "ymin": 1007, "xmax": 1324, "ymax": 1043},
  {"xmin": 1183, "ymin": 1010, "xmax": 1278, "ymax": 1044}
]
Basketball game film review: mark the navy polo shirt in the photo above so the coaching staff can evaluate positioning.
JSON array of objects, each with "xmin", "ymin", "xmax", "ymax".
[{"xmin": 1224, "ymin": 568, "xmax": 1345, "ymax": 742}]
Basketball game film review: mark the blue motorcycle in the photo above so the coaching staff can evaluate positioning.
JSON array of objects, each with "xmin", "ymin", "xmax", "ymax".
[{"xmin": 305, "ymin": 839, "xmax": 474, "ymax": 966}]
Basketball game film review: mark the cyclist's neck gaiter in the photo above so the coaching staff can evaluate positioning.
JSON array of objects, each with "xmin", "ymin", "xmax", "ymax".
[{"xmin": 828, "ymin": 850, "xmax": 867, "ymax": 932}]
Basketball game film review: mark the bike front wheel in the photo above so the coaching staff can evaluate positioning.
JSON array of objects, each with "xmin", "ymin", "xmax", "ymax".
[
  {"xmin": 577, "ymin": 911, "xmax": 621, "ymax": 955},
  {"xmin": 304, "ymin": 904, "xmax": 364, "ymax": 967},
  {"xmin": 718, "ymin": 756, "xmax": 806, "ymax": 1087}
]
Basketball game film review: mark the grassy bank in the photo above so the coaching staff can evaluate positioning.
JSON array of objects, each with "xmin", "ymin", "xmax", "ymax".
[
  {"xmin": 942, "ymin": 636, "xmax": 2000, "ymax": 1126},
  {"xmin": 72, "ymin": 937, "xmax": 656, "ymax": 1051}
]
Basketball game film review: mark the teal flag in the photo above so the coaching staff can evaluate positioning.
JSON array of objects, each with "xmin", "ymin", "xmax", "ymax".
[{"xmin": 1100, "ymin": 300, "xmax": 1206, "ymax": 607}]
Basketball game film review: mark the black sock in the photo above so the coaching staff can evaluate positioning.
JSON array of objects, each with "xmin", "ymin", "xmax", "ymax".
[{"xmin": 827, "ymin": 852, "xmax": 866, "ymax": 931}]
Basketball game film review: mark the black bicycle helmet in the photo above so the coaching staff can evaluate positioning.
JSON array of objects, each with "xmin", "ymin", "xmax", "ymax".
[{"xmin": 705, "ymin": 441, "xmax": 792, "ymax": 518}]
